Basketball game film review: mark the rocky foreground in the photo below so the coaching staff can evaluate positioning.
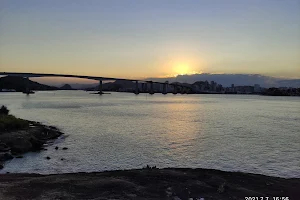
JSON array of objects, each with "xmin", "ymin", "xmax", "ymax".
[
  {"xmin": 0, "ymin": 121, "xmax": 63, "ymax": 169},
  {"xmin": 0, "ymin": 168, "xmax": 299, "ymax": 200}
]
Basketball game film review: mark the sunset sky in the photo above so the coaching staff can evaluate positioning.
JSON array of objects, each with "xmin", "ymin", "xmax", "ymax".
[{"xmin": 0, "ymin": 0, "xmax": 299, "ymax": 80}]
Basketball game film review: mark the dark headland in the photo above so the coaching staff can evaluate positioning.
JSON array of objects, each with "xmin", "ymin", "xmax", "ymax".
[
  {"xmin": 0, "ymin": 106, "xmax": 63, "ymax": 168},
  {"xmin": 0, "ymin": 106, "xmax": 299, "ymax": 200}
]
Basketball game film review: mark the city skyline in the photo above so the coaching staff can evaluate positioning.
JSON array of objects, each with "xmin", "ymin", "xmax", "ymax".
[{"xmin": 1, "ymin": 0, "xmax": 299, "ymax": 80}]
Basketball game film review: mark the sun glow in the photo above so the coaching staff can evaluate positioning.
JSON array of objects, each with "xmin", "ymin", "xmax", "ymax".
[
  {"xmin": 174, "ymin": 63, "xmax": 190, "ymax": 75},
  {"xmin": 171, "ymin": 62, "xmax": 202, "ymax": 77},
  {"xmin": 161, "ymin": 56, "xmax": 205, "ymax": 77}
]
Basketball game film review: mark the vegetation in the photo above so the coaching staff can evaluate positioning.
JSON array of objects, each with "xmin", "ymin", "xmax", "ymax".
[
  {"xmin": 0, "ymin": 106, "xmax": 29, "ymax": 132},
  {"xmin": 0, "ymin": 106, "xmax": 9, "ymax": 115}
]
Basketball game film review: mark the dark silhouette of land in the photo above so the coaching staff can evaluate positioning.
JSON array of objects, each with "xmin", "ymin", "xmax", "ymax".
[
  {"xmin": 0, "ymin": 76, "xmax": 58, "ymax": 92},
  {"xmin": 148, "ymin": 73, "xmax": 300, "ymax": 88},
  {"xmin": 59, "ymin": 84, "xmax": 74, "ymax": 90},
  {"xmin": 1, "ymin": 75, "xmax": 299, "ymax": 96},
  {"xmin": 0, "ymin": 168, "xmax": 299, "ymax": 200}
]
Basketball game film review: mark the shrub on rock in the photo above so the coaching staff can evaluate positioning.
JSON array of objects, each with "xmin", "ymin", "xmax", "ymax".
[{"xmin": 0, "ymin": 106, "xmax": 9, "ymax": 115}]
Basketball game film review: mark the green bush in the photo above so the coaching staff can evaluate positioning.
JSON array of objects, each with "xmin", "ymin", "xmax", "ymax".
[
  {"xmin": 0, "ymin": 105, "xmax": 9, "ymax": 115},
  {"xmin": 0, "ymin": 114, "xmax": 29, "ymax": 132}
]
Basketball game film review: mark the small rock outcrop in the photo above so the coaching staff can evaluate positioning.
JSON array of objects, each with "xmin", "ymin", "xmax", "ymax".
[
  {"xmin": 0, "ymin": 152, "xmax": 13, "ymax": 161},
  {"xmin": 16, "ymin": 155, "xmax": 23, "ymax": 158}
]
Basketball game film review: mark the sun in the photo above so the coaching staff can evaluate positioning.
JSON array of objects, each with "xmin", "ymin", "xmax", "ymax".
[{"xmin": 173, "ymin": 63, "xmax": 190, "ymax": 75}]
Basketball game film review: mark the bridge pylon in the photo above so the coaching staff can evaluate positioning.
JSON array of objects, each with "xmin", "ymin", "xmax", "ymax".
[
  {"xmin": 149, "ymin": 81, "xmax": 154, "ymax": 95},
  {"xmin": 162, "ymin": 81, "xmax": 168, "ymax": 95},
  {"xmin": 173, "ymin": 85, "xmax": 177, "ymax": 94},
  {"xmin": 98, "ymin": 79, "xmax": 103, "ymax": 95},
  {"xmin": 135, "ymin": 81, "xmax": 139, "ymax": 95}
]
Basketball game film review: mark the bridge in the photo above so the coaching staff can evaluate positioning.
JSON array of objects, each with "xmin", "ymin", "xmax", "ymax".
[{"xmin": 0, "ymin": 72, "xmax": 192, "ymax": 95}]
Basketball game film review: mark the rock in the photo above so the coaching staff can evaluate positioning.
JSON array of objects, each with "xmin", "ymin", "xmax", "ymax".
[
  {"xmin": 30, "ymin": 126, "xmax": 62, "ymax": 140},
  {"xmin": 46, "ymin": 156, "xmax": 51, "ymax": 160},
  {"xmin": 9, "ymin": 137, "xmax": 32, "ymax": 154},
  {"xmin": 207, "ymin": 176, "xmax": 226, "ymax": 187},
  {"xmin": 49, "ymin": 126, "xmax": 58, "ymax": 130},
  {"xmin": 217, "ymin": 182, "xmax": 226, "ymax": 193},
  {"xmin": 16, "ymin": 155, "xmax": 23, "ymax": 158},
  {"xmin": 0, "ymin": 152, "xmax": 14, "ymax": 161},
  {"xmin": 62, "ymin": 147, "xmax": 68, "ymax": 150},
  {"xmin": 29, "ymin": 137, "xmax": 45, "ymax": 151},
  {"xmin": 55, "ymin": 146, "xmax": 59, "ymax": 150},
  {"xmin": 173, "ymin": 196, "xmax": 182, "ymax": 200},
  {"xmin": 0, "ymin": 163, "xmax": 3, "ymax": 169},
  {"xmin": 166, "ymin": 187, "xmax": 172, "ymax": 197},
  {"xmin": 126, "ymin": 194, "xmax": 137, "ymax": 198},
  {"xmin": 61, "ymin": 158, "xmax": 64, "ymax": 161},
  {"xmin": 0, "ymin": 143, "xmax": 10, "ymax": 152}
]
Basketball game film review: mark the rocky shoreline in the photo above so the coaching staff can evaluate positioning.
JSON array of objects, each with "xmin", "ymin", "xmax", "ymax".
[
  {"xmin": 0, "ymin": 168, "xmax": 299, "ymax": 200},
  {"xmin": 0, "ymin": 120, "xmax": 63, "ymax": 169}
]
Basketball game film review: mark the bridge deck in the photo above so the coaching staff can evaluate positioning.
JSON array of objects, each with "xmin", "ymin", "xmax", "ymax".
[{"xmin": 0, "ymin": 72, "xmax": 191, "ymax": 88}]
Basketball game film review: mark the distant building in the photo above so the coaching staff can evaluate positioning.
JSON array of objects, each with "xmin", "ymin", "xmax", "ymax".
[
  {"xmin": 231, "ymin": 84, "xmax": 235, "ymax": 92},
  {"xmin": 210, "ymin": 81, "xmax": 217, "ymax": 91}
]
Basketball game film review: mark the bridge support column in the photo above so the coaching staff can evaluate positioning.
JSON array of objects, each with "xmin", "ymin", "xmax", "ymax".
[
  {"xmin": 143, "ymin": 83, "xmax": 147, "ymax": 92},
  {"xmin": 25, "ymin": 77, "xmax": 30, "ymax": 95},
  {"xmin": 149, "ymin": 81, "xmax": 154, "ymax": 95},
  {"xmin": 173, "ymin": 85, "xmax": 177, "ymax": 94},
  {"xmin": 162, "ymin": 82, "xmax": 167, "ymax": 95},
  {"xmin": 98, "ymin": 79, "xmax": 103, "ymax": 95},
  {"xmin": 141, "ymin": 83, "xmax": 144, "ymax": 92},
  {"xmin": 135, "ymin": 81, "xmax": 139, "ymax": 95},
  {"xmin": 180, "ymin": 86, "xmax": 185, "ymax": 94}
]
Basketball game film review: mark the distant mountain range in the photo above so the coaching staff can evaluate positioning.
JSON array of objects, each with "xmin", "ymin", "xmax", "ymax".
[{"xmin": 146, "ymin": 74, "xmax": 300, "ymax": 88}]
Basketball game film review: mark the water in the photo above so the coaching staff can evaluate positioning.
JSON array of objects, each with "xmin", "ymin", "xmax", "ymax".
[{"xmin": 0, "ymin": 91, "xmax": 299, "ymax": 178}]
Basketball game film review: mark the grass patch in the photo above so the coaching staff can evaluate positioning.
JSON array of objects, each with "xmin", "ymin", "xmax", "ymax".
[{"xmin": 0, "ymin": 114, "xmax": 29, "ymax": 132}]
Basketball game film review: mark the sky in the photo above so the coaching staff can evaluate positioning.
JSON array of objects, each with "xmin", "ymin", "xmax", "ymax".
[{"xmin": 0, "ymin": 0, "xmax": 299, "ymax": 81}]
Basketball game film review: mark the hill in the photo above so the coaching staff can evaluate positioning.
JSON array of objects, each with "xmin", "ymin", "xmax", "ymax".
[
  {"xmin": 0, "ymin": 76, "xmax": 58, "ymax": 92},
  {"xmin": 59, "ymin": 84, "xmax": 74, "ymax": 90}
]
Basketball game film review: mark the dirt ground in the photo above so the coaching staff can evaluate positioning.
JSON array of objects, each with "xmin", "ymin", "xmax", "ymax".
[{"xmin": 0, "ymin": 168, "xmax": 299, "ymax": 200}]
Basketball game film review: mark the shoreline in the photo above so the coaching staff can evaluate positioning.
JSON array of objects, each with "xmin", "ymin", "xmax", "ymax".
[
  {"xmin": 1, "ymin": 168, "xmax": 299, "ymax": 199},
  {"xmin": 1, "ymin": 109, "xmax": 299, "ymax": 199},
  {"xmin": 0, "ymin": 118, "xmax": 64, "ymax": 169}
]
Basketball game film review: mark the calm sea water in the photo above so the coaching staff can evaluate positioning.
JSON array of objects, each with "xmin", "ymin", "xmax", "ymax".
[{"xmin": 0, "ymin": 91, "xmax": 299, "ymax": 178}]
